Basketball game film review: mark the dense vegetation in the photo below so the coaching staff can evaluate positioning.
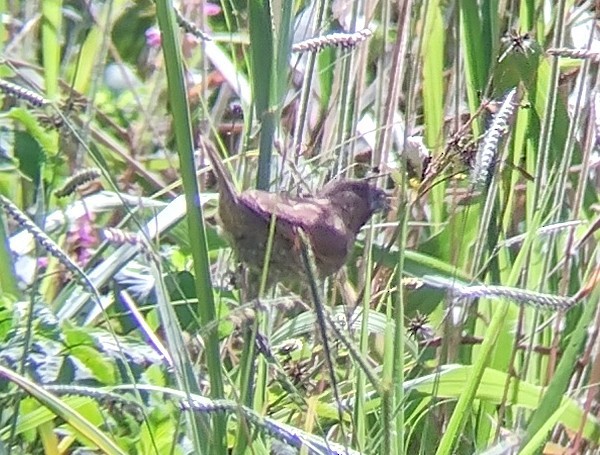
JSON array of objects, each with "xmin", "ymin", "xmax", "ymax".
[{"xmin": 0, "ymin": 0, "xmax": 599, "ymax": 454}]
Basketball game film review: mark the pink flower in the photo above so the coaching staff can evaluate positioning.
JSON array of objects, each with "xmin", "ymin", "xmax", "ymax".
[
  {"xmin": 145, "ymin": 26, "xmax": 161, "ymax": 48},
  {"xmin": 67, "ymin": 214, "xmax": 97, "ymax": 267},
  {"xmin": 204, "ymin": 2, "xmax": 221, "ymax": 16}
]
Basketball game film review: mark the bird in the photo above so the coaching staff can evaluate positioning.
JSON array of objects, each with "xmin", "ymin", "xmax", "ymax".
[{"xmin": 203, "ymin": 143, "xmax": 388, "ymax": 289}]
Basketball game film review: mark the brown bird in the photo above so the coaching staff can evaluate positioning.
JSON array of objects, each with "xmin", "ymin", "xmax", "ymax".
[{"xmin": 204, "ymin": 143, "xmax": 388, "ymax": 288}]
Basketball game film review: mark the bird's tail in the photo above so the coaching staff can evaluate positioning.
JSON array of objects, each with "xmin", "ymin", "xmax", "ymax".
[{"xmin": 200, "ymin": 136, "xmax": 238, "ymax": 208}]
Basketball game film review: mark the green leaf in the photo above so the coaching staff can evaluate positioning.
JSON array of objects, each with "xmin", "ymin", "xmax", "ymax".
[
  {"xmin": 5, "ymin": 107, "xmax": 56, "ymax": 156},
  {"xmin": 69, "ymin": 345, "xmax": 117, "ymax": 385},
  {"xmin": 0, "ymin": 364, "xmax": 126, "ymax": 454},
  {"xmin": 410, "ymin": 365, "xmax": 600, "ymax": 443}
]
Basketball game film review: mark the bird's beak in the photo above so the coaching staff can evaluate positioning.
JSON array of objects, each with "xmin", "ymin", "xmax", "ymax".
[{"xmin": 371, "ymin": 190, "xmax": 391, "ymax": 216}]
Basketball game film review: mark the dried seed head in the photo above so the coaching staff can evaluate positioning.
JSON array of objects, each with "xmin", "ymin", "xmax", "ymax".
[
  {"xmin": 547, "ymin": 47, "xmax": 600, "ymax": 62},
  {"xmin": 0, "ymin": 79, "xmax": 48, "ymax": 107},
  {"xmin": 470, "ymin": 88, "xmax": 518, "ymax": 190},
  {"xmin": 174, "ymin": 7, "xmax": 212, "ymax": 41},
  {"xmin": 0, "ymin": 195, "xmax": 93, "ymax": 291},
  {"xmin": 55, "ymin": 168, "xmax": 102, "ymax": 198},
  {"xmin": 292, "ymin": 28, "xmax": 372, "ymax": 53}
]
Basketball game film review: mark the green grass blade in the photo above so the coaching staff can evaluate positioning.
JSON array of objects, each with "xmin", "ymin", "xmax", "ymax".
[
  {"xmin": 155, "ymin": 0, "xmax": 226, "ymax": 452},
  {"xmin": 520, "ymin": 279, "xmax": 600, "ymax": 449},
  {"xmin": 41, "ymin": 0, "xmax": 61, "ymax": 100},
  {"xmin": 0, "ymin": 365, "xmax": 125, "ymax": 455}
]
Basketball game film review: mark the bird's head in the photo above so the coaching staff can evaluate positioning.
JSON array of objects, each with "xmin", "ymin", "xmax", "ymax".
[{"xmin": 319, "ymin": 179, "xmax": 389, "ymax": 233}]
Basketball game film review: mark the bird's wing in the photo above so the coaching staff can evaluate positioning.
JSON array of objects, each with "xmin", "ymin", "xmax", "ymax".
[
  {"xmin": 240, "ymin": 190, "xmax": 351, "ymax": 273},
  {"xmin": 240, "ymin": 190, "xmax": 331, "ymax": 232},
  {"xmin": 202, "ymin": 139, "xmax": 239, "ymax": 210}
]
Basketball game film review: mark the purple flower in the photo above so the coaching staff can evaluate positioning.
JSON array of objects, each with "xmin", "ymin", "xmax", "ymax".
[
  {"xmin": 145, "ymin": 26, "xmax": 161, "ymax": 48},
  {"xmin": 204, "ymin": 2, "xmax": 221, "ymax": 16},
  {"xmin": 67, "ymin": 214, "xmax": 97, "ymax": 267}
]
